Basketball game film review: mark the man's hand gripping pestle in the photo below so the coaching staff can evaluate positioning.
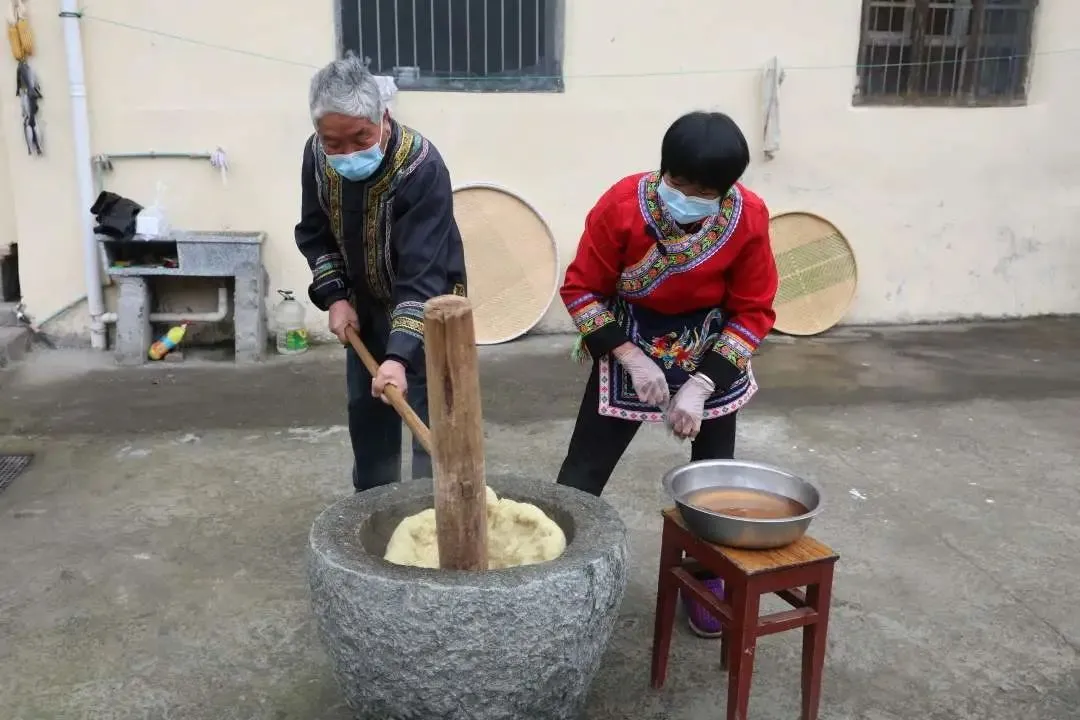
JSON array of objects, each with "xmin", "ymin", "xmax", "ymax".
[{"xmin": 344, "ymin": 326, "xmax": 434, "ymax": 455}]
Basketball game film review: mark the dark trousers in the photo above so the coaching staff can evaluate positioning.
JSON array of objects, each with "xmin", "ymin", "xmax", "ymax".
[
  {"xmin": 556, "ymin": 363, "xmax": 738, "ymax": 497},
  {"xmin": 345, "ymin": 314, "xmax": 432, "ymax": 492}
]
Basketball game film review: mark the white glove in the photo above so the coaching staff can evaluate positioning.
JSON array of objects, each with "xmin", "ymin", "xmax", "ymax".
[
  {"xmin": 612, "ymin": 343, "xmax": 670, "ymax": 407},
  {"xmin": 666, "ymin": 373, "xmax": 715, "ymax": 440}
]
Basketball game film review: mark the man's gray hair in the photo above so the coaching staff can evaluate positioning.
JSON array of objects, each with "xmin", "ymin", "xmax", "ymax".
[{"xmin": 309, "ymin": 54, "xmax": 386, "ymax": 125}]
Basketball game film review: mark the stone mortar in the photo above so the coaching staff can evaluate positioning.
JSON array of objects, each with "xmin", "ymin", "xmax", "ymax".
[{"xmin": 308, "ymin": 475, "xmax": 630, "ymax": 720}]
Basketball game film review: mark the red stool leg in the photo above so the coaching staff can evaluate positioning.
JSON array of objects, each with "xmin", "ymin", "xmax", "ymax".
[
  {"xmin": 725, "ymin": 582, "xmax": 761, "ymax": 720},
  {"xmin": 650, "ymin": 522, "xmax": 683, "ymax": 689},
  {"xmin": 801, "ymin": 564, "xmax": 835, "ymax": 720}
]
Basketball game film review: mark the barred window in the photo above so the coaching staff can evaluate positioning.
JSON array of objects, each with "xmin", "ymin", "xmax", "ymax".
[
  {"xmin": 855, "ymin": 0, "xmax": 1039, "ymax": 106},
  {"xmin": 339, "ymin": 0, "xmax": 564, "ymax": 92}
]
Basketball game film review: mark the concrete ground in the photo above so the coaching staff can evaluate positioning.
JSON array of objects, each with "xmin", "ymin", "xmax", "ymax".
[{"xmin": 1, "ymin": 318, "xmax": 1078, "ymax": 720}]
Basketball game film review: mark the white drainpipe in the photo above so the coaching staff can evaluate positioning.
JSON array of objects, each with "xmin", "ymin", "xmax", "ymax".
[
  {"xmin": 60, "ymin": 0, "xmax": 107, "ymax": 350},
  {"xmin": 99, "ymin": 285, "xmax": 229, "ymax": 325}
]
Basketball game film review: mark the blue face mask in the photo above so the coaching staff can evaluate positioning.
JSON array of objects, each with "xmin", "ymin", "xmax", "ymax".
[
  {"xmin": 326, "ymin": 128, "xmax": 385, "ymax": 182},
  {"xmin": 658, "ymin": 179, "xmax": 721, "ymax": 224}
]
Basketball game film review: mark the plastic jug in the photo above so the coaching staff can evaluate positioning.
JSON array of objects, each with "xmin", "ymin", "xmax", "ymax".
[
  {"xmin": 135, "ymin": 181, "xmax": 171, "ymax": 239},
  {"xmin": 274, "ymin": 290, "xmax": 309, "ymax": 355}
]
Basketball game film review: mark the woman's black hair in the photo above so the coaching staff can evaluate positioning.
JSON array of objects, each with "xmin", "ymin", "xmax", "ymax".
[{"xmin": 659, "ymin": 111, "xmax": 750, "ymax": 194}]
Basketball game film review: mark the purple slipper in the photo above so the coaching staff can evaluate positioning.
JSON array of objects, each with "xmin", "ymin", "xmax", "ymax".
[{"xmin": 682, "ymin": 575, "xmax": 725, "ymax": 639}]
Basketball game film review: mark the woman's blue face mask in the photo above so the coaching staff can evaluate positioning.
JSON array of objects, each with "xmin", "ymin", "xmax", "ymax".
[{"xmin": 658, "ymin": 178, "xmax": 721, "ymax": 224}]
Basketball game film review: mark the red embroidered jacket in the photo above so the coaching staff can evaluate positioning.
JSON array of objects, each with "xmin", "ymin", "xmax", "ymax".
[{"xmin": 561, "ymin": 172, "xmax": 779, "ymax": 390}]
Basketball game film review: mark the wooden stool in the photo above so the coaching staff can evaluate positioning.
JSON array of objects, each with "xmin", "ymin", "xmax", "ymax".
[{"xmin": 651, "ymin": 509, "xmax": 839, "ymax": 720}]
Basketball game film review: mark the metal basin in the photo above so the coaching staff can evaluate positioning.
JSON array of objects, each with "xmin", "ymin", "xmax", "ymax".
[{"xmin": 662, "ymin": 459, "xmax": 823, "ymax": 550}]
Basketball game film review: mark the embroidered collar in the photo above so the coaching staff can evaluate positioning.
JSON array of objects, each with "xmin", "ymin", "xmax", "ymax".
[
  {"xmin": 367, "ymin": 120, "xmax": 402, "ymax": 183},
  {"xmin": 315, "ymin": 119, "xmax": 402, "ymax": 185},
  {"xmin": 638, "ymin": 171, "xmax": 738, "ymax": 246}
]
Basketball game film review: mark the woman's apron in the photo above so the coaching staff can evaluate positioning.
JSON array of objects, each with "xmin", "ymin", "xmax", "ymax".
[{"xmin": 597, "ymin": 298, "xmax": 757, "ymax": 423}]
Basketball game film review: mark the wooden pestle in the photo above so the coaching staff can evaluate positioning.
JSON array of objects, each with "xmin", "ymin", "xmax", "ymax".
[{"xmin": 423, "ymin": 295, "xmax": 489, "ymax": 571}]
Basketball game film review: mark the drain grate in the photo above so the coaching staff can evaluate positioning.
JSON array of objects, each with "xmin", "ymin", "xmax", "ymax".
[{"xmin": 0, "ymin": 453, "xmax": 33, "ymax": 494}]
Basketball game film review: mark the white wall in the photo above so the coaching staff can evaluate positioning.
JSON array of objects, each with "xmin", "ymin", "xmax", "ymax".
[{"xmin": 3, "ymin": 0, "xmax": 1078, "ymax": 341}]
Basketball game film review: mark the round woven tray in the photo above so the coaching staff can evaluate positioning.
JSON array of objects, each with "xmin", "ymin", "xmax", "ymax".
[
  {"xmin": 452, "ymin": 184, "xmax": 560, "ymax": 345},
  {"xmin": 768, "ymin": 211, "xmax": 858, "ymax": 336}
]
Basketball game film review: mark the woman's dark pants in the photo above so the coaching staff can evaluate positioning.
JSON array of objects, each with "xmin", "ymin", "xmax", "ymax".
[{"xmin": 556, "ymin": 362, "xmax": 737, "ymax": 497}]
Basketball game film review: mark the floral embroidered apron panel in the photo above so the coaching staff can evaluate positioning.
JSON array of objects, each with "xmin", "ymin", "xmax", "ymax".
[{"xmin": 597, "ymin": 299, "xmax": 757, "ymax": 423}]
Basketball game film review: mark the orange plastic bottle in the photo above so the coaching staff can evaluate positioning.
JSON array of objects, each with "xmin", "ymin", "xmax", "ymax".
[{"xmin": 148, "ymin": 323, "xmax": 189, "ymax": 361}]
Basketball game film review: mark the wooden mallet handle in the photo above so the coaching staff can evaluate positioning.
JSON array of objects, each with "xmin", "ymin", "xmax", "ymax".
[{"xmin": 343, "ymin": 325, "xmax": 433, "ymax": 455}]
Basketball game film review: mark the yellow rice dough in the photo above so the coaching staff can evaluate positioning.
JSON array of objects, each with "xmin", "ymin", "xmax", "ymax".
[{"xmin": 384, "ymin": 487, "xmax": 567, "ymax": 569}]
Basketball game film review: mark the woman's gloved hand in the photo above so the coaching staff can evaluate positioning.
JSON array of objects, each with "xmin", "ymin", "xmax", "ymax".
[
  {"xmin": 666, "ymin": 373, "xmax": 716, "ymax": 440},
  {"xmin": 612, "ymin": 342, "xmax": 670, "ymax": 407}
]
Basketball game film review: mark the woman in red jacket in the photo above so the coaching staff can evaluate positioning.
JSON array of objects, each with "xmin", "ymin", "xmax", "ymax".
[{"xmin": 557, "ymin": 111, "xmax": 778, "ymax": 497}]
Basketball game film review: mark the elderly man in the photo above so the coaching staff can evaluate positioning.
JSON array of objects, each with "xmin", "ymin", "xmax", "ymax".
[{"xmin": 295, "ymin": 55, "xmax": 467, "ymax": 492}]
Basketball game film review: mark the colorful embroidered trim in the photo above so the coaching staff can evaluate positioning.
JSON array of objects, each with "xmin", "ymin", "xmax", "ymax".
[
  {"xmin": 568, "ymin": 297, "xmax": 616, "ymax": 335},
  {"xmin": 364, "ymin": 128, "xmax": 430, "ymax": 302},
  {"xmin": 311, "ymin": 136, "xmax": 355, "ymax": 283},
  {"xmin": 726, "ymin": 321, "xmax": 762, "ymax": 348},
  {"xmin": 598, "ymin": 355, "xmax": 758, "ymax": 423},
  {"xmin": 325, "ymin": 161, "xmax": 346, "ymax": 264},
  {"xmin": 311, "ymin": 135, "xmax": 327, "ymax": 213},
  {"xmin": 390, "ymin": 300, "xmax": 426, "ymax": 340},
  {"xmin": 713, "ymin": 329, "xmax": 755, "ymax": 371},
  {"xmin": 638, "ymin": 171, "xmax": 741, "ymax": 247},
  {"xmin": 565, "ymin": 294, "xmax": 596, "ymax": 311},
  {"xmin": 566, "ymin": 293, "xmax": 612, "ymax": 364},
  {"xmin": 311, "ymin": 253, "xmax": 347, "ymax": 298},
  {"xmin": 618, "ymin": 173, "xmax": 743, "ymax": 299},
  {"xmin": 314, "ymin": 126, "xmax": 431, "ymax": 303},
  {"xmin": 595, "ymin": 299, "xmax": 747, "ymax": 421}
]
